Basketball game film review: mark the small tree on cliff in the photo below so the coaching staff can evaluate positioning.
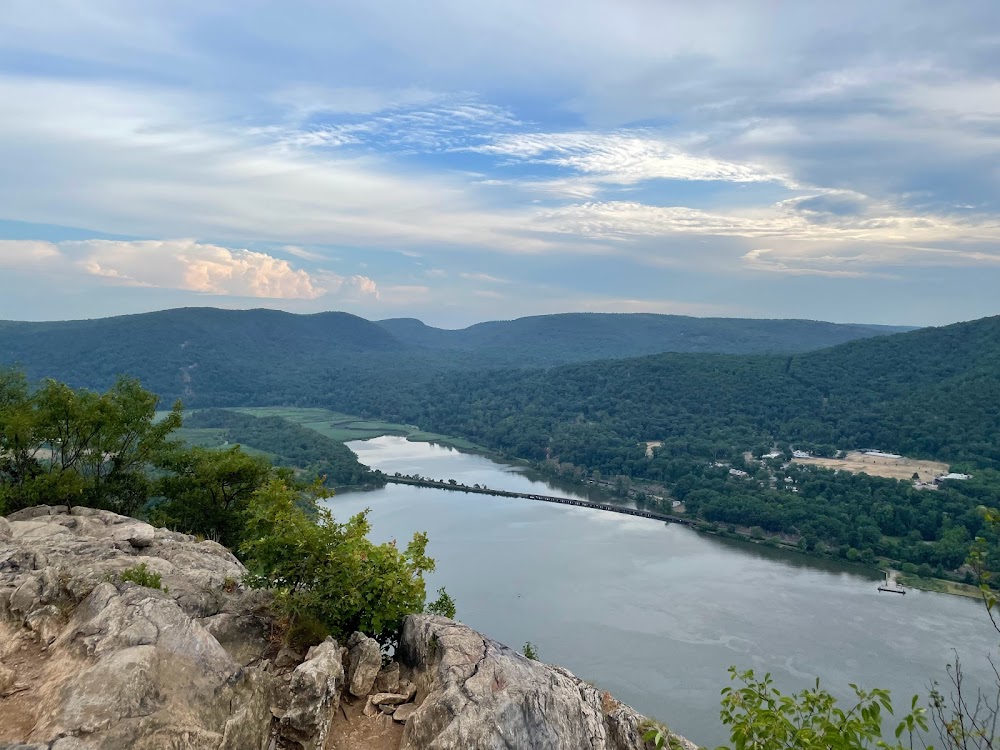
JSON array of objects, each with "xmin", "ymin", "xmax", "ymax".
[{"xmin": 241, "ymin": 479, "xmax": 436, "ymax": 646}]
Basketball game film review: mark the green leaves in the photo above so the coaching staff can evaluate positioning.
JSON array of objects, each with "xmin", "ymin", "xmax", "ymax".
[
  {"xmin": 426, "ymin": 587, "xmax": 457, "ymax": 619},
  {"xmin": 240, "ymin": 480, "xmax": 435, "ymax": 646},
  {"xmin": 0, "ymin": 371, "xmax": 181, "ymax": 514},
  {"xmin": 151, "ymin": 444, "xmax": 275, "ymax": 549},
  {"xmin": 715, "ymin": 667, "xmax": 927, "ymax": 750}
]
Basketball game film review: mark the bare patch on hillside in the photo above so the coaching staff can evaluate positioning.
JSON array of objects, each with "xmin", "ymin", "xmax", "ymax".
[{"xmin": 792, "ymin": 451, "xmax": 949, "ymax": 482}]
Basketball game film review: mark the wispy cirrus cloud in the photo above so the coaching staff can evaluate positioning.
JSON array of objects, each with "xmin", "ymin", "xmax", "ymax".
[{"xmin": 466, "ymin": 131, "xmax": 790, "ymax": 187}]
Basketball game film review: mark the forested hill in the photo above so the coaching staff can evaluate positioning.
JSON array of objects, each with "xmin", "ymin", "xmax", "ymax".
[
  {"xmin": 375, "ymin": 313, "xmax": 909, "ymax": 364},
  {"xmin": 0, "ymin": 307, "xmax": 909, "ymax": 400},
  {"xmin": 342, "ymin": 314, "xmax": 1000, "ymax": 470}
]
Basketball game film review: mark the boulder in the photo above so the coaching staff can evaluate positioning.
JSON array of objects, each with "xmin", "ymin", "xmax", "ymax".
[
  {"xmin": 0, "ymin": 505, "xmax": 276, "ymax": 749},
  {"xmin": 111, "ymin": 522, "xmax": 155, "ymax": 548},
  {"xmin": 346, "ymin": 631, "xmax": 381, "ymax": 697},
  {"xmin": 397, "ymin": 614, "xmax": 697, "ymax": 750},
  {"xmin": 393, "ymin": 703, "xmax": 418, "ymax": 723},
  {"xmin": 0, "ymin": 659, "xmax": 15, "ymax": 694},
  {"xmin": 371, "ymin": 692, "xmax": 409, "ymax": 706},
  {"xmin": 0, "ymin": 516, "xmax": 12, "ymax": 541},
  {"xmin": 373, "ymin": 660, "xmax": 400, "ymax": 693},
  {"xmin": 278, "ymin": 637, "xmax": 346, "ymax": 750}
]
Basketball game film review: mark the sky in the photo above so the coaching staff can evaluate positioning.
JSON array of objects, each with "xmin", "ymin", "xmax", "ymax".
[{"xmin": 1, "ymin": 1, "xmax": 999, "ymax": 328}]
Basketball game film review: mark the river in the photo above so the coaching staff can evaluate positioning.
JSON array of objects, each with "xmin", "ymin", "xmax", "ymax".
[{"xmin": 326, "ymin": 436, "xmax": 998, "ymax": 747}]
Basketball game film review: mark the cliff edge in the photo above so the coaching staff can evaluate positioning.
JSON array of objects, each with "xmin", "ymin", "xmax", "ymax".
[{"xmin": 0, "ymin": 506, "xmax": 693, "ymax": 750}]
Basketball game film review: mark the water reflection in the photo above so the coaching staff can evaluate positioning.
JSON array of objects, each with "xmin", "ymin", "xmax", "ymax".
[{"xmin": 329, "ymin": 436, "xmax": 997, "ymax": 747}]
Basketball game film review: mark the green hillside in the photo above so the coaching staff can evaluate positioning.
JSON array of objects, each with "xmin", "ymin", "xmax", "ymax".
[
  {"xmin": 376, "ymin": 312, "xmax": 910, "ymax": 364},
  {"xmin": 358, "ymin": 315, "xmax": 1000, "ymax": 470},
  {"xmin": 0, "ymin": 308, "xmax": 910, "ymax": 404}
]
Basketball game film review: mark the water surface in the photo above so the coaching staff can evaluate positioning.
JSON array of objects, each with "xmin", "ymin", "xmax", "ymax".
[{"xmin": 328, "ymin": 437, "xmax": 997, "ymax": 747}]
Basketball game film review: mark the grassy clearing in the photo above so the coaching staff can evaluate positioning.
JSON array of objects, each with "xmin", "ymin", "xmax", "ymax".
[
  {"xmin": 232, "ymin": 407, "xmax": 487, "ymax": 452},
  {"xmin": 898, "ymin": 574, "xmax": 984, "ymax": 599}
]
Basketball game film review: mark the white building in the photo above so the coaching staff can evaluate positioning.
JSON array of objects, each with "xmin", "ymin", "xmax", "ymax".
[
  {"xmin": 864, "ymin": 451, "xmax": 903, "ymax": 459},
  {"xmin": 792, "ymin": 450, "xmax": 811, "ymax": 459},
  {"xmin": 729, "ymin": 468, "xmax": 749, "ymax": 478},
  {"xmin": 936, "ymin": 473, "xmax": 972, "ymax": 482}
]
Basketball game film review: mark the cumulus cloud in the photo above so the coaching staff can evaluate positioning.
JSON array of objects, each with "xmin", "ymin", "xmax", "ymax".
[
  {"xmin": 0, "ymin": 239, "xmax": 380, "ymax": 301},
  {"xmin": 62, "ymin": 240, "xmax": 325, "ymax": 299},
  {"xmin": 0, "ymin": 240, "xmax": 61, "ymax": 268}
]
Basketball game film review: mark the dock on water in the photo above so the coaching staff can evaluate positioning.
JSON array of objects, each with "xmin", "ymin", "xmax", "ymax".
[{"xmin": 878, "ymin": 570, "xmax": 906, "ymax": 595}]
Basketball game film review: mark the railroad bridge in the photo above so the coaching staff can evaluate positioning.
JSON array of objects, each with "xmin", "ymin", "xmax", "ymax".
[{"xmin": 384, "ymin": 477, "xmax": 694, "ymax": 527}]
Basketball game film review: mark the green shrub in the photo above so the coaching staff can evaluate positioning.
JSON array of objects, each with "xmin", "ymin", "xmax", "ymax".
[
  {"xmin": 522, "ymin": 641, "xmax": 538, "ymax": 660},
  {"xmin": 426, "ymin": 587, "xmax": 457, "ymax": 619},
  {"xmin": 716, "ymin": 667, "xmax": 926, "ymax": 750},
  {"xmin": 241, "ymin": 480, "xmax": 434, "ymax": 646},
  {"xmin": 119, "ymin": 562, "xmax": 164, "ymax": 591}
]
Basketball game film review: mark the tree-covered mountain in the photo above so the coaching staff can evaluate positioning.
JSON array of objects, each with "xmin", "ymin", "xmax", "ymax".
[
  {"xmin": 0, "ymin": 307, "xmax": 414, "ymax": 403},
  {"xmin": 0, "ymin": 307, "xmax": 910, "ymax": 403},
  {"xmin": 355, "ymin": 315, "xmax": 1000, "ymax": 471},
  {"xmin": 375, "ymin": 312, "xmax": 910, "ymax": 364}
]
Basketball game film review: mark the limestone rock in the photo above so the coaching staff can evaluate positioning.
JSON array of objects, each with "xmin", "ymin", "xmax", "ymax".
[
  {"xmin": 0, "ymin": 659, "xmax": 15, "ymax": 694},
  {"xmin": 346, "ymin": 631, "xmax": 381, "ymax": 697},
  {"xmin": 202, "ymin": 612, "xmax": 270, "ymax": 666},
  {"xmin": 371, "ymin": 692, "xmax": 408, "ymax": 706},
  {"xmin": 0, "ymin": 505, "xmax": 276, "ymax": 750},
  {"xmin": 373, "ymin": 660, "xmax": 400, "ymax": 693},
  {"xmin": 274, "ymin": 646, "xmax": 303, "ymax": 670},
  {"xmin": 397, "ymin": 614, "xmax": 697, "ymax": 750},
  {"xmin": 392, "ymin": 703, "xmax": 418, "ymax": 723},
  {"xmin": 278, "ymin": 637, "xmax": 346, "ymax": 750}
]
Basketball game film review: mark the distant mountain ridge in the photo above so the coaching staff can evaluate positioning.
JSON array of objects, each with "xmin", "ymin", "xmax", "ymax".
[
  {"xmin": 0, "ymin": 307, "xmax": 913, "ymax": 404},
  {"xmin": 376, "ymin": 312, "xmax": 912, "ymax": 364}
]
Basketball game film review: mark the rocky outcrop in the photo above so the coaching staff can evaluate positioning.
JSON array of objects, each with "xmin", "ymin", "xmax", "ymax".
[
  {"xmin": 278, "ymin": 638, "xmax": 347, "ymax": 750},
  {"xmin": 346, "ymin": 631, "xmax": 382, "ymax": 697},
  {"xmin": 1, "ymin": 506, "xmax": 695, "ymax": 750},
  {"xmin": 397, "ymin": 615, "xmax": 696, "ymax": 750},
  {"xmin": 0, "ymin": 505, "xmax": 277, "ymax": 750}
]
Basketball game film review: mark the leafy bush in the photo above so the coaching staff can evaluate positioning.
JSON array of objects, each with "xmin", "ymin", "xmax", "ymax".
[
  {"xmin": 426, "ymin": 587, "xmax": 457, "ymax": 619},
  {"xmin": 522, "ymin": 641, "xmax": 538, "ymax": 660},
  {"xmin": 119, "ymin": 562, "xmax": 164, "ymax": 591},
  {"xmin": 151, "ymin": 444, "xmax": 276, "ymax": 551},
  {"xmin": 241, "ymin": 480, "xmax": 434, "ymax": 645},
  {"xmin": 716, "ymin": 667, "xmax": 926, "ymax": 750}
]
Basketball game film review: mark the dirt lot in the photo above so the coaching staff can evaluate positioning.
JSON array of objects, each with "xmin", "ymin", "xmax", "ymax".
[{"xmin": 792, "ymin": 451, "xmax": 949, "ymax": 482}]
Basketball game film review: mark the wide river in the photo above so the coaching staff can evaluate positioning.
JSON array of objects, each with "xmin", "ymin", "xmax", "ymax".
[{"xmin": 326, "ymin": 436, "xmax": 998, "ymax": 747}]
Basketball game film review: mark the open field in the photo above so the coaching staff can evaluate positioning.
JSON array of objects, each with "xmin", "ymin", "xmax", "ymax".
[
  {"xmin": 232, "ymin": 407, "xmax": 486, "ymax": 452},
  {"xmin": 792, "ymin": 451, "xmax": 949, "ymax": 482}
]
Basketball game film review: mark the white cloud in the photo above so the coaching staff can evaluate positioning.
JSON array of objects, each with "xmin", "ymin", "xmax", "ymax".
[
  {"xmin": 282, "ymin": 245, "xmax": 327, "ymax": 261},
  {"xmin": 459, "ymin": 272, "xmax": 508, "ymax": 283},
  {"xmin": 0, "ymin": 240, "xmax": 61, "ymax": 269},
  {"xmin": 0, "ymin": 239, "xmax": 381, "ymax": 300},
  {"xmin": 468, "ymin": 132, "xmax": 790, "ymax": 187}
]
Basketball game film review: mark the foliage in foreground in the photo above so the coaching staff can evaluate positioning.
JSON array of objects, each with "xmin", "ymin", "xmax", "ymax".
[
  {"xmin": 0, "ymin": 370, "xmax": 181, "ymax": 515},
  {"xmin": 240, "ymin": 479, "xmax": 435, "ymax": 645},
  {"xmin": 714, "ymin": 668, "xmax": 927, "ymax": 750}
]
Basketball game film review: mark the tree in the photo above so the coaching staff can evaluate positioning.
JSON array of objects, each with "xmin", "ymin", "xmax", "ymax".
[
  {"xmin": 241, "ymin": 480, "xmax": 435, "ymax": 645},
  {"xmin": 151, "ymin": 445, "xmax": 275, "ymax": 549},
  {"xmin": 0, "ymin": 372, "xmax": 181, "ymax": 514}
]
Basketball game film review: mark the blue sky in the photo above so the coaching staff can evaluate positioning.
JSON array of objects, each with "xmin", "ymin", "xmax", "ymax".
[{"xmin": 1, "ymin": 1, "xmax": 999, "ymax": 327}]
